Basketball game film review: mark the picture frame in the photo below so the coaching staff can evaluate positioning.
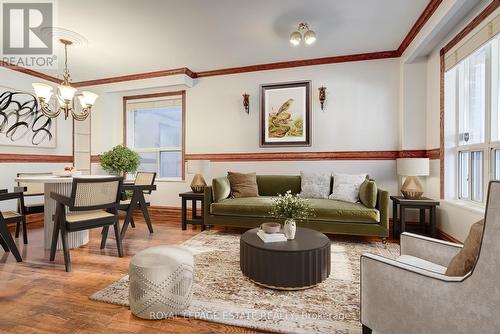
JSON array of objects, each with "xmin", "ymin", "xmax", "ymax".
[{"xmin": 260, "ymin": 81, "xmax": 311, "ymax": 147}]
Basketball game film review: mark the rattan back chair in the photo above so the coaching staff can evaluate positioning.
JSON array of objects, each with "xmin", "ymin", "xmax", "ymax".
[
  {"xmin": 0, "ymin": 188, "xmax": 24, "ymax": 262},
  {"xmin": 49, "ymin": 177, "xmax": 123, "ymax": 272},
  {"xmin": 16, "ymin": 172, "xmax": 52, "ymax": 243}
]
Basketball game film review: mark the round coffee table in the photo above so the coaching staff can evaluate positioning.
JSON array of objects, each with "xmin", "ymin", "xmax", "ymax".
[{"xmin": 240, "ymin": 227, "xmax": 331, "ymax": 290}]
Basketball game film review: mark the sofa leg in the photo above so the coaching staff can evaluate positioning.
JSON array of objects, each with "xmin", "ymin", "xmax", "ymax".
[
  {"xmin": 382, "ymin": 237, "xmax": 387, "ymax": 245},
  {"xmin": 362, "ymin": 324, "xmax": 372, "ymax": 334}
]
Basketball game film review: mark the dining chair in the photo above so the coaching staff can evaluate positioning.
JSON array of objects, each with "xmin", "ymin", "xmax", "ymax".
[
  {"xmin": 49, "ymin": 177, "xmax": 123, "ymax": 272},
  {"xmin": 0, "ymin": 188, "xmax": 24, "ymax": 262},
  {"xmin": 119, "ymin": 172, "xmax": 156, "ymax": 234},
  {"xmin": 16, "ymin": 172, "xmax": 52, "ymax": 243}
]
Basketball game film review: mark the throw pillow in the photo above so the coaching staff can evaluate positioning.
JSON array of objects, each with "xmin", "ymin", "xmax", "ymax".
[
  {"xmin": 227, "ymin": 172, "xmax": 259, "ymax": 198},
  {"xmin": 299, "ymin": 172, "xmax": 331, "ymax": 199},
  {"xmin": 359, "ymin": 179, "xmax": 378, "ymax": 208},
  {"xmin": 445, "ymin": 219, "xmax": 484, "ymax": 276},
  {"xmin": 329, "ymin": 173, "xmax": 367, "ymax": 203},
  {"xmin": 212, "ymin": 177, "xmax": 231, "ymax": 202}
]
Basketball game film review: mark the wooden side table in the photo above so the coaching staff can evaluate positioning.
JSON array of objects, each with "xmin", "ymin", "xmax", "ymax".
[
  {"xmin": 179, "ymin": 191, "xmax": 205, "ymax": 231},
  {"xmin": 390, "ymin": 196, "xmax": 440, "ymax": 239}
]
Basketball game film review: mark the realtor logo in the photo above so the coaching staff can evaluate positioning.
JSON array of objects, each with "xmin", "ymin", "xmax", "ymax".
[
  {"xmin": 2, "ymin": 2, "xmax": 53, "ymax": 54},
  {"xmin": 1, "ymin": 1, "xmax": 56, "ymax": 69}
]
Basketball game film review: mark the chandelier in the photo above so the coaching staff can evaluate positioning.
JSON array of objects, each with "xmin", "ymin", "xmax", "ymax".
[
  {"xmin": 32, "ymin": 39, "xmax": 98, "ymax": 121},
  {"xmin": 289, "ymin": 23, "xmax": 317, "ymax": 46}
]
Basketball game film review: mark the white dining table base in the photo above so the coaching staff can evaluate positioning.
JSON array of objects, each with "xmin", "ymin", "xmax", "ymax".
[{"xmin": 43, "ymin": 182, "xmax": 89, "ymax": 250}]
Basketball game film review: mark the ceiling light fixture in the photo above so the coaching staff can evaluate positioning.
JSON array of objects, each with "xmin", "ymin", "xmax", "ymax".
[
  {"xmin": 289, "ymin": 23, "xmax": 316, "ymax": 46},
  {"xmin": 32, "ymin": 39, "xmax": 98, "ymax": 121}
]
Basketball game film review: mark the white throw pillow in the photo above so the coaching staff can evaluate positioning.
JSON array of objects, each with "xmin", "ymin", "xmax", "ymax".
[
  {"xmin": 299, "ymin": 172, "xmax": 331, "ymax": 199},
  {"xmin": 329, "ymin": 173, "xmax": 367, "ymax": 203}
]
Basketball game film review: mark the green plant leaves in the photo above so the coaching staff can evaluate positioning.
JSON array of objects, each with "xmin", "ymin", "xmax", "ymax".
[{"xmin": 99, "ymin": 145, "xmax": 140, "ymax": 175}]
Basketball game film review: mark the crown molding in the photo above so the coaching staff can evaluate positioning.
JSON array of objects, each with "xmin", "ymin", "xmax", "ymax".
[
  {"xmin": 441, "ymin": 0, "xmax": 500, "ymax": 55},
  {"xmin": 72, "ymin": 67, "xmax": 196, "ymax": 87},
  {"xmin": 195, "ymin": 51, "xmax": 399, "ymax": 78},
  {"xmin": 0, "ymin": 61, "xmax": 60, "ymax": 83},
  {"xmin": 1, "ymin": 0, "xmax": 444, "ymax": 86},
  {"xmin": 397, "ymin": 0, "xmax": 444, "ymax": 56}
]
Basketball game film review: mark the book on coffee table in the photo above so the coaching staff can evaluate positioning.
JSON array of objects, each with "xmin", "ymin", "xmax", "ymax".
[{"xmin": 257, "ymin": 230, "xmax": 287, "ymax": 243}]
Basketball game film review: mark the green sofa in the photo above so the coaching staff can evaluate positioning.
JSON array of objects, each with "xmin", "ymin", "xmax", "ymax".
[{"xmin": 203, "ymin": 175, "xmax": 389, "ymax": 238}]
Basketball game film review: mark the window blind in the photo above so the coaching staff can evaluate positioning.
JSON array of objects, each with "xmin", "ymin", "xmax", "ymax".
[
  {"xmin": 126, "ymin": 97, "xmax": 182, "ymax": 110},
  {"xmin": 444, "ymin": 8, "xmax": 500, "ymax": 71}
]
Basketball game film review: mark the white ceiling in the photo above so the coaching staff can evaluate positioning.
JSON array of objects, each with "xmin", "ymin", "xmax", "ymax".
[{"xmin": 46, "ymin": 0, "xmax": 430, "ymax": 81}]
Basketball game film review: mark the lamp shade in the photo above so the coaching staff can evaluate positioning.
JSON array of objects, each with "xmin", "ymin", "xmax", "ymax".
[
  {"xmin": 397, "ymin": 158, "xmax": 429, "ymax": 176},
  {"xmin": 32, "ymin": 83, "xmax": 53, "ymax": 101},
  {"xmin": 187, "ymin": 160, "xmax": 209, "ymax": 174}
]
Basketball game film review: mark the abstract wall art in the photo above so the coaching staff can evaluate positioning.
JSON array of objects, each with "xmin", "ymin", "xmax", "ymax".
[{"xmin": 0, "ymin": 89, "xmax": 56, "ymax": 148}]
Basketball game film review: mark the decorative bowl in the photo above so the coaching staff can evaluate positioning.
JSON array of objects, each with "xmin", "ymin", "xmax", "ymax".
[{"xmin": 261, "ymin": 222, "xmax": 281, "ymax": 234}]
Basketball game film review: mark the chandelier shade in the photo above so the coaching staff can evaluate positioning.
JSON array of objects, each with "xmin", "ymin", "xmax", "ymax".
[
  {"xmin": 32, "ymin": 83, "xmax": 53, "ymax": 101},
  {"xmin": 58, "ymin": 84, "xmax": 77, "ymax": 102},
  {"xmin": 32, "ymin": 39, "xmax": 98, "ymax": 121}
]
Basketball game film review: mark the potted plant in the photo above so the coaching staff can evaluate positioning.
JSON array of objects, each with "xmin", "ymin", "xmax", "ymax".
[
  {"xmin": 99, "ymin": 145, "xmax": 140, "ymax": 177},
  {"xmin": 269, "ymin": 190, "xmax": 314, "ymax": 240}
]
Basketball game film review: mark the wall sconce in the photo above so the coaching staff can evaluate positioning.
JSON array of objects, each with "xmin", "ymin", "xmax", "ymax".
[
  {"xmin": 242, "ymin": 93, "xmax": 250, "ymax": 114},
  {"xmin": 318, "ymin": 86, "xmax": 326, "ymax": 110}
]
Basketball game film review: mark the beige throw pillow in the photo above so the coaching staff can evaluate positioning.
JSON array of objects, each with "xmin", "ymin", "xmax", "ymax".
[
  {"xmin": 227, "ymin": 172, "xmax": 259, "ymax": 198},
  {"xmin": 329, "ymin": 173, "xmax": 367, "ymax": 203},
  {"xmin": 445, "ymin": 219, "xmax": 484, "ymax": 276},
  {"xmin": 299, "ymin": 172, "xmax": 331, "ymax": 199}
]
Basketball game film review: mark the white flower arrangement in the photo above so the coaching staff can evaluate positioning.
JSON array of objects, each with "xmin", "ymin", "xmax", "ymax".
[{"xmin": 269, "ymin": 190, "xmax": 314, "ymax": 220}]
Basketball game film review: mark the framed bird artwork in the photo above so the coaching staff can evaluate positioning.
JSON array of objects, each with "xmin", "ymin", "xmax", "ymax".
[{"xmin": 260, "ymin": 81, "xmax": 311, "ymax": 147}]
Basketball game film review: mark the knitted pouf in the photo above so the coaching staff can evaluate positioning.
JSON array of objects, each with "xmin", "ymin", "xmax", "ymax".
[{"xmin": 129, "ymin": 245, "xmax": 194, "ymax": 319}]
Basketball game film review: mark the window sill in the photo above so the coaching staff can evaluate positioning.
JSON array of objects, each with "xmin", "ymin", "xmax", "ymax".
[
  {"xmin": 442, "ymin": 199, "xmax": 485, "ymax": 215},
  {"xmin": 155, "ymin": 178, "xmax": 185, "ymax": 183}
]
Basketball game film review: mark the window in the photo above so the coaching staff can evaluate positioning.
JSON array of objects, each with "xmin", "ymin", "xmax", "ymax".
[
  {"xmin": 125, "ymin": 92, "xmax": 185, "ymax": 180},
  {"xmin": 445, "ymin": 36, "xmax": 500, "ymax": 203}
]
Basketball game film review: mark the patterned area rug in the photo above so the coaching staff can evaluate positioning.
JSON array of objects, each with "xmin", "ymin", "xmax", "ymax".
[{"xmin": 90, "ymin": 231, "xmax": 399, "ymax": 333}]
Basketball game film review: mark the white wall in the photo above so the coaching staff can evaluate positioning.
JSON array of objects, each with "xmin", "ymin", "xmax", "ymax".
[
  {"xmin": 88, "ymin": 59, "xmax": 401, "ymax": 208},
  {"xmin": 0, "ymin": 68, "xmax": 73, "ymax": 210},
  {"xmin": 412, "ymin": 1, "xmax": 494, "ymax": 241}
]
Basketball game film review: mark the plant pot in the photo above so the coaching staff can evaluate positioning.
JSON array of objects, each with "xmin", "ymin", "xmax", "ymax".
[{"xmin": 284, "ymin": 219, "xmax": 296, "ymax": 240}]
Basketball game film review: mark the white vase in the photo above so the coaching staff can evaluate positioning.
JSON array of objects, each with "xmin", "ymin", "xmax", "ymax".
[{"xmin": 284, "ymin": 219, "xmax": 296, "ymax": 240}]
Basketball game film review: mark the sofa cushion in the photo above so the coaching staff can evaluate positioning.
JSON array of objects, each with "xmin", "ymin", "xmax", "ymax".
[
  {"xmin": 210, "ymin": 197, "xmax": 379, "ymax": 223},
  {"xmin": 256, "ymin": 175, "xmax": 301, "ymax": 196},
  {"xmin": 228, "ymin": 172, "xmax": 258, "ymax": 198},
  {"xmin": 359, "ymin": 179, "xmax": 378, "ymax": 208},
  {"xmin": 212, "ymin": 177, "xmax": 231, "ymax": 202}
]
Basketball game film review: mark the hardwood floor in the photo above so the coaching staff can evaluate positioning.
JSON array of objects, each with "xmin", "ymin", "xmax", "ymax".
[
  {"xmin": 0, "ymin": 210, "xmax": 399, "ymax": 334},
  {"xmin": 0, "ymin": 212, "xmax": 262, "ymax": 334}
]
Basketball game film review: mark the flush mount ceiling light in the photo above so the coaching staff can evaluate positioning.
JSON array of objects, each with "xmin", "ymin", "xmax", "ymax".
[
  {"xmin": 32, "ymin": 39, "xmax": 98, "ymax": 121},
  {"xmin": 289, "ymin": 23, "xmax": 316, "ymax": 46}
]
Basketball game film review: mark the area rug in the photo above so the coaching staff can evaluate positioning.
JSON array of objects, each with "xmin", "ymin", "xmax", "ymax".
[{"xmin": 90, "ymin": 231, "xmax": 399, "ymax": 333}]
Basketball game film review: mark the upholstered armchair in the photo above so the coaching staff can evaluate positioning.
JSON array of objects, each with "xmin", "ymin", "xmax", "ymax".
[{"xmin": 360, "ymin": 181, "xmax": 500, "ymax": 334}]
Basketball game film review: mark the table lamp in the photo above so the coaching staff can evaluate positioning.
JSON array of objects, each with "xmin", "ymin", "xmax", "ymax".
[
  {"xmin": 187, "ymin": 160, "xmax": 210, "ymax": 193},
  {"xmin": 396, "ymin": 158, "xmax": 429, "ymax": 199}
]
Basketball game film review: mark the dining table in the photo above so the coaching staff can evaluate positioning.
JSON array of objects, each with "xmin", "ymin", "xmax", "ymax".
[{"xmin": 15, "ymin": 175, "xmax": 116, "ymax": 250}]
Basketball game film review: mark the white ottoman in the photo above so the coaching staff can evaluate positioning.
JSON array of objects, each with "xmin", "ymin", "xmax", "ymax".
[{"xmin": 129, "ymin": 245, "xmax": 194, "ymax": 319}]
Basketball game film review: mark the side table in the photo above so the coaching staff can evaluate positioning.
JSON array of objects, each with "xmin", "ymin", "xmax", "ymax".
[
  {"xmin": 391, "ymin": 196, "xmax": 440, "ymax": 239},
  {"xmin": 179, "ymin": 191, "xmax": 205, "ymax": 231}
]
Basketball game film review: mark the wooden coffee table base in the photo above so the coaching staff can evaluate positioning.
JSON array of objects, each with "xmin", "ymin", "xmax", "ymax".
[{"xmin": 249, "ymin": 278, "xmax": 318, "ymax": 291}]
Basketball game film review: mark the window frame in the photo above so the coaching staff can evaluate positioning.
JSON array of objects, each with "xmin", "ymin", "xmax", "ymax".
[
  {"xmin": 447, "ymin": 37, "xmax": 500, "ymax": 204},
  {"xmin": 123, "ymin": 91, "xmax": 186, "ymax": 181}
]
